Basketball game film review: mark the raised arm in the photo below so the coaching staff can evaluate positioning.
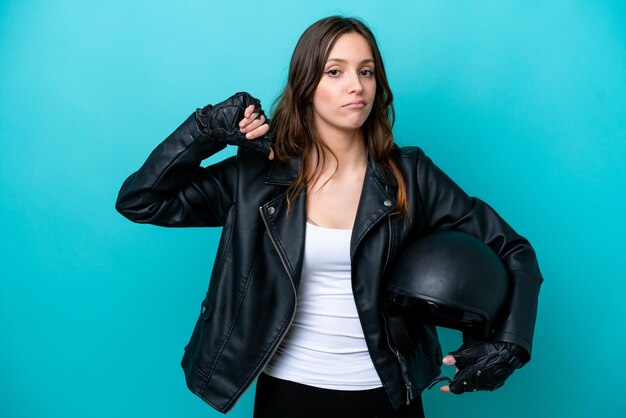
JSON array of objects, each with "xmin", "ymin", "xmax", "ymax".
[{"xmin": 115, "ymin": 92, "xmax": 272, "ymax": 227}]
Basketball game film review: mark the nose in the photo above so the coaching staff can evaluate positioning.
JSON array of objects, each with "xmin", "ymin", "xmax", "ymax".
[{"xmin": 347, "ymin": 71, "xmax": 364, "ymax": 94}]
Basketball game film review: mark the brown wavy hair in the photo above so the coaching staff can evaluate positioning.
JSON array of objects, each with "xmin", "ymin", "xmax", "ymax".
[{"xmin": 268, "ymin": 15, "xmax": 411, "ymax": 222}]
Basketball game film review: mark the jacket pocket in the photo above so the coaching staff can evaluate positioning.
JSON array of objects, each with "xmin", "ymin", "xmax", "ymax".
[
  {"xmin": 200, "ymin": 295, "xmax": 215, "ymax": 321},
  {"xmin": 184, "ymin": 294, "xmax": 215, "ymax": 353}
]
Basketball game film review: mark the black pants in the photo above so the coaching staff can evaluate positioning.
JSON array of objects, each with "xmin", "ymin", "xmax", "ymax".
[{"xmin": 253, "ymin": 372, "xmax": 426, "ymax": 418}]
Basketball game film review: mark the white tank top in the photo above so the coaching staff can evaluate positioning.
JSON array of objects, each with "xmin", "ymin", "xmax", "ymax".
[{"xmin": 262, "ymin": 221, "xmax": 383, "ymax": 390}]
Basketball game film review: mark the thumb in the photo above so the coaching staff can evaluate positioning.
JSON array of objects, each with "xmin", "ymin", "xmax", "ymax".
[{"xmin": 442, "ymin": 355, "xmax": 456, "ymax": 366}]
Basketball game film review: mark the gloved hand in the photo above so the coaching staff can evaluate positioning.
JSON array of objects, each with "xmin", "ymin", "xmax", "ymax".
[
  {"xmin": 439, "ymin": 341, "xmax": 528, "ymax": 394},
  {"xmin": 195, "ymin": 91, "xmax": 274, "ymax": 156}
]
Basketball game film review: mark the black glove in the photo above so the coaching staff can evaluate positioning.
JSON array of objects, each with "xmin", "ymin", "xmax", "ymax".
[
  {"xmin": 446, "ymin": 341, "xmax": 528, "ymax": 394},
  {"xmin": 195, "ymin": 91, "xmax": 273, "ymax": 155}
]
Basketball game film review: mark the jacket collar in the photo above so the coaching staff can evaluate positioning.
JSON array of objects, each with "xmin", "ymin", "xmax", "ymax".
[{"xmin": 264, "ymin": 148, "xmax": 399, "ymax": 187}]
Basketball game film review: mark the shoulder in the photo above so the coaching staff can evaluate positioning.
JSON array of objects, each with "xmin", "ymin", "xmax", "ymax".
[
  {"xmin": 235, "ymin": 145, "xmax": 274, "ymax": 168},
  {"xmin": 392, "ymin": 144, "xmax": 428, "ymax": 167}
]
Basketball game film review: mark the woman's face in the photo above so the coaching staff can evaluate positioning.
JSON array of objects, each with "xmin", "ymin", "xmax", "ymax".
[{"xmin": 311, "ymin": 32, "xmax": 376, "ymax": 138}]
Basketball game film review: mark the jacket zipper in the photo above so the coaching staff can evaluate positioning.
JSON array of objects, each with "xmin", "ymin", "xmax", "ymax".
[
  {"xmin": 226, "ymin": 207, "xmax": 298, "ymax": 412},
  {"xmin": 255, "ymin": 207, "xmax": 298, "ymax": 376},
  {"xmin": 381, "ymin": 184, "xmax": 414, "ymax": 406},
  {"xmin": 381, "ymin": 311, "xmax": 414, "ymax": 405}
]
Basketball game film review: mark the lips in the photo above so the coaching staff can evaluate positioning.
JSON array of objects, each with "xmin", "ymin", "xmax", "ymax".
[{"xmin": 344, "ymin": 100, "xmax": 365, "ymax": 108}]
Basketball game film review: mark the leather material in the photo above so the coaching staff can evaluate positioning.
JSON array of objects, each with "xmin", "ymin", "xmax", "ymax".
[
  {"xmin": 446, "ymin": 341, "xmax": 527, "ymax": 394},
  {"xmin": 195, "ymin": 91, "xmax": 273, "ymax": 155},
  {"xmin": 115, "ymin": 108, "xmax": 543, "ymax": 413}
]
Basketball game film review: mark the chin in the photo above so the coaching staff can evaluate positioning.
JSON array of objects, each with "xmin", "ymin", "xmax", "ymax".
[
  {"xmin": 348, "ymin": 119, "xmax": 368, "ymax": 129},
  {"xmin": 317, "ymin": 114, "xmax": 369, "ymax": 134},
  {"xmin": 341, "ymin": 116, "xmax": 368, "ymax": 128},
  {"xmin": 338, "ymin": 123, "xmax": 366, "ymax": 133}
]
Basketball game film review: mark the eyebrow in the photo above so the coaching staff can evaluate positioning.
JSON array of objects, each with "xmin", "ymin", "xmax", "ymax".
[{"xmin": 326, "ymin": 58, "xmax": 375, "ymax": 65}]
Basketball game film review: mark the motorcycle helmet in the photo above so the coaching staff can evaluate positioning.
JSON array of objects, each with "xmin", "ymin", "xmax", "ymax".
[{"xmin": 385, "ymin": 231, "xmax": 510, "ymax": 342}]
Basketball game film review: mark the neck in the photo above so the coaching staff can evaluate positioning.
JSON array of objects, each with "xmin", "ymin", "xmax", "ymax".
[{"xmin": 311, "ymin": 127, "xmax": 368, "ymax": 176}]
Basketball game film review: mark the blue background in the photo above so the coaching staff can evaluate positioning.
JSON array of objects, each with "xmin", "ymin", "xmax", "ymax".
[{"xmin": 1, "ymin": 1, "xmax": 624, "ymax": 417}]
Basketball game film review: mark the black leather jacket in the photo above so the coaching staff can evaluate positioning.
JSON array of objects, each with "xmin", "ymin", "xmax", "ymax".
[{"xmin": 115, "ymin": 112, "xmax": 543, "ymax": 414}]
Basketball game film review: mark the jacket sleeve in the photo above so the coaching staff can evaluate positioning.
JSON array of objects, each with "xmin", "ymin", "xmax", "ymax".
[
  {"xmin": 115, "ymin": 112, "xmax": 237, "ymax": 227},
  {"xmin": 415, "ymin": 147, "xmax": 543, "ymax": 361}
]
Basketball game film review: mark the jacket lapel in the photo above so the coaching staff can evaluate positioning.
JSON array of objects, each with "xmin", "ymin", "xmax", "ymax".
[
  {"xmin": 350, "ymin": 157, "xmax": 398, "ymax": 259},
  {"xmin": 260, "ymin": 155, "xmax": 305, "ymax": 288}
]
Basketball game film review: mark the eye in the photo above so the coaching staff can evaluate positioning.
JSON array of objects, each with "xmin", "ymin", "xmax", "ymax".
[
  {"xmin": 360, "ymin": 69, "xmax": 375, "ymax": 77},
  {"xmin": 325, "ymin": 69, "xmax": 341, "ymax": 77}
]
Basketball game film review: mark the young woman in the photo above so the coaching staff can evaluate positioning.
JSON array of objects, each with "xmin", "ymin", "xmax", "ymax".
[{"xmin": 116, "ymin": 16, "xmax": 543, "ymax": 418}]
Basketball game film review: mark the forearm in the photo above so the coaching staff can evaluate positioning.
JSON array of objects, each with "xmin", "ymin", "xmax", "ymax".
[
  {"xmin": 417, "ymin": 149, "xmax": 544, "ymax": 357},
  {"xmin": 115, "ymin": 112, "xmax": 230, "ymax": 226}
]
